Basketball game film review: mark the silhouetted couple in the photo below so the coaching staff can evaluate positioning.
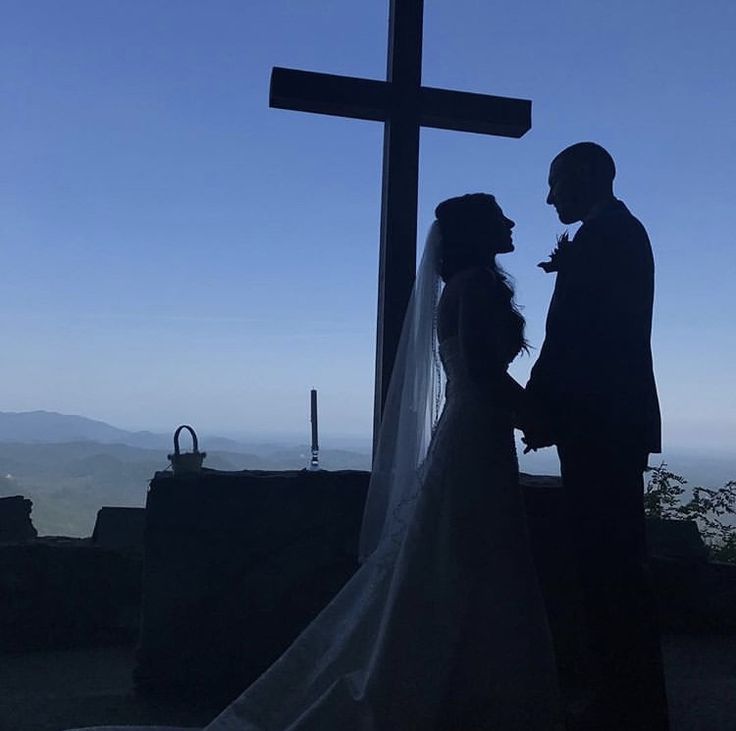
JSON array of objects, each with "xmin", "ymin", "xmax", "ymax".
[{"xmin": 70, "ymin": 143, "xmax": 668, "ymax": 730}]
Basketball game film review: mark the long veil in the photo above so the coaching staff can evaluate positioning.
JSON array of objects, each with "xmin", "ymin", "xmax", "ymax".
[{"xmin": 359, "ymin": 222, "xmax": 445, "ymax": 563}]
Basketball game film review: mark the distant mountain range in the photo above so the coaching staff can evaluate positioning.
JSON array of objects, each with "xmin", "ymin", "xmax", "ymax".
[
  {"xmin": 0, "ymin": 410, "xmax": 267, "ymax": 453},
  {"xmin": 0, "ymin": 410, "xmax": 372, "ymax": 537}
]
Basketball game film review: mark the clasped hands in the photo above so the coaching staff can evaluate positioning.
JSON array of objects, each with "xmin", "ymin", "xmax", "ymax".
[{"xmin": 515, "ymin": 398, "xmax": 555, "ymax": 455}]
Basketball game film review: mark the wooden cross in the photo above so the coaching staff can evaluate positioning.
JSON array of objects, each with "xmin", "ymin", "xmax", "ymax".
[{"xmin": 270, "ymin": 0, "xmax": 531, "ymax": 443}]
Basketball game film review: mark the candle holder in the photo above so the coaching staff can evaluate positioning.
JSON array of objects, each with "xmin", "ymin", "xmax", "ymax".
[{"xmin": 308, "ymin": 389, "xmax": 321, "ymax": 471}]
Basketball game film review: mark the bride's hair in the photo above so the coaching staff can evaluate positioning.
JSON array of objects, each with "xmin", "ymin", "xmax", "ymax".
[
  {"xmin": 434, "ymin": 193, "xmax": 529, "ymax": 355},
  {"xmin": 434, "ymin": 193, "xmax": 503, "ymax": 280}
]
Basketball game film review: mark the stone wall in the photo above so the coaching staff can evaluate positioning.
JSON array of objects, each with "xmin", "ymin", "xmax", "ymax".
[
  {"xmin": 134, "ymin": 470, "xmax": 589, "ymax": 704},
  {"xmin": 0, "ymin": 495, "xmax": 37, "ymax": 542},
  {"xmin": 5, "ymin": 469, "xmax": 735, "ymax": 703},
  {"xmin": 0, "ymin": 501, "xmax": 143, "ymax": 653},
  {"xmin": 0, "ymin": 538, "xmax": 142, "ymax": 652},
  {"xmin": 134, "ymin": 469, "xmax": 736, "ymax": 705}
]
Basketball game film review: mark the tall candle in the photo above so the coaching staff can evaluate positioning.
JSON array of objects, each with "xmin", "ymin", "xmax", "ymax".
[{"xmin": 310, "ymin": 389, "xmax": 319, "ymax": 454}]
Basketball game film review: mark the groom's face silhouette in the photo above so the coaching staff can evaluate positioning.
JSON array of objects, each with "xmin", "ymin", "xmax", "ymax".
[{"xmin": 546, "ymin": 158, "xmax": 587, "ymax": 224}]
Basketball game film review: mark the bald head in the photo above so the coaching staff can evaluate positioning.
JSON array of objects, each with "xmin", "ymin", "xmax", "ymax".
[
  {"xmin": 547, "ymin": 142, "xmax": 616, "ymax": 224},
  {"xmin": 554, "ymin": 142, "xmax": 616, "ymax": 185}
]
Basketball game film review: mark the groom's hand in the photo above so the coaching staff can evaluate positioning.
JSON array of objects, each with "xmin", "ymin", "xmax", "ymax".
[{"xmin": 521, "ymin": 430, "xmax": 554, "ymax": 454}]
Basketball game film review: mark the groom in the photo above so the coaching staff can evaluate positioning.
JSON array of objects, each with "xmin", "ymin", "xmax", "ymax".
[{"xmin": 524, "ymin": 142, "xmax": 669, "ymax": 730}]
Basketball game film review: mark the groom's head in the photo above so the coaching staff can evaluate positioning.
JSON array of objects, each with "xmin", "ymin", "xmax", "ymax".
[{"xmin": 547, "ymin": 142, "xmax": 616, "ymax": 224}]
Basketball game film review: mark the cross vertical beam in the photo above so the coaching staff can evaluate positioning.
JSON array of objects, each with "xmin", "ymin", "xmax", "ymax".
[{"xmin": 374, "ymin": 0, "xmax": 424, "ymax": 443}]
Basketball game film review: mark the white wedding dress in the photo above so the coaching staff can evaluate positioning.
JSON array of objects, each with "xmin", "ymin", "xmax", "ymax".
[{"xmin": 71, "ymin": 231, "xmax": 562, "ymax": 731}]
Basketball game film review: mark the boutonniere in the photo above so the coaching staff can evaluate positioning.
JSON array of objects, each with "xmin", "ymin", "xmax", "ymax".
[{"xmin": 538, "ymin": 231, "xmax": 572, "ymax": 273}]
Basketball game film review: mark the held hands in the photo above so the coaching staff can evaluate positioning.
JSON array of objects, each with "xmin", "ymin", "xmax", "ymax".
[
  {"xmin": 521, "ymin": 429, "xmax": 555, "ymax": 454},
  {"xmin": 515, "ymin": 396, "xmax": 555, "ymax": 454}
]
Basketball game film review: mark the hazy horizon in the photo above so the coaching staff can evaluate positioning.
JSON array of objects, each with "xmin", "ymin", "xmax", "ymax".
[
  {"xmin": 0, "ymin": 411, "xmax": 736, "ymax": 536},
  {"xmin": 1, "ymin": 406, "xmax": 733, "ymax": 538},
  {"xmin": 2, "ymin": 408, "xmax": 734, "ymax": 467}
]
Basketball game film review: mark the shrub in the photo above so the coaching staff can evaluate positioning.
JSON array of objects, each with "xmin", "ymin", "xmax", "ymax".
[{"xmin": 645, "ymin": 463, "xmax": 736, "ymax": 563}]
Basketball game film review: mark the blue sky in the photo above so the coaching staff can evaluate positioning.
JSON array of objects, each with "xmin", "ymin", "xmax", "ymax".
[{"xmin": 2, "ymin": 1, "xmax": 735, "ymax": 453}]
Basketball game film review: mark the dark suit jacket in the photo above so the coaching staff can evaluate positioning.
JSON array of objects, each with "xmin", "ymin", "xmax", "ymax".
[{"xmin": 527, "ymin": 198, "xmax": 661, "ymax": 455}]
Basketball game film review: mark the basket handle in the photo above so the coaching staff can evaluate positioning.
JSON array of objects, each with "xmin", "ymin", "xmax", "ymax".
[{"xmin": 173, "ymin": 425, "xmax": 199, "ymax": 455}]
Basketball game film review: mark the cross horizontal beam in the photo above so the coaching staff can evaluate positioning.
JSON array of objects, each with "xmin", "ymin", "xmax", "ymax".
[
  {"xmin": 419, "ymin": 86, "xmax": 531, "ymax": 137},
  {"xmin": 270, "ymin": 68, "xmax": 388, "ymax": 123},
  {"xmin": 270, "ymin": 67, "xmax": 531, "ymax": 138}
]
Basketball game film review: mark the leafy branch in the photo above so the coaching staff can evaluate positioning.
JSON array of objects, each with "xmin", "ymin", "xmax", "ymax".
[{"xmin": 645, "ymin": 463, "xmax": 736, "ymax": 563}]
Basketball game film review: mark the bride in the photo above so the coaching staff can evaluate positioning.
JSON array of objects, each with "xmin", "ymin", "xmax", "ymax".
[{"xmin": 72, "ymin": 194, "xmax": 563, "ymax": 730}]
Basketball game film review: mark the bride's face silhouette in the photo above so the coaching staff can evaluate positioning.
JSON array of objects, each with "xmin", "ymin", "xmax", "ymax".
[
  {"xmin": 435, "ymin": 194, "xmax": 515, "ymax": 279},
  {"xmin": 481, "ymin": 201, "xmax": 516, "ymax": 255}
]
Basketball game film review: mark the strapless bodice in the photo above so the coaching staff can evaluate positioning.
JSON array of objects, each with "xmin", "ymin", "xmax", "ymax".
[
  {"xmin": 438, "ymin": 335, "xmax": 513, "ymax": 425},
  {"xmin": 438, "ymin": 335, "xmax": 482, "ymax": 402}
]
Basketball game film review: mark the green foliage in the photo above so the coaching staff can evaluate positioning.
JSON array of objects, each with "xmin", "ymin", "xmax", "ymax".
[
  {"xmin": 645, "ymin": 463, "xmax": 736, "ymax": 563},
  {"xmin": 643, "ymin": 463, "xmax": 688, "ymax": 519}
]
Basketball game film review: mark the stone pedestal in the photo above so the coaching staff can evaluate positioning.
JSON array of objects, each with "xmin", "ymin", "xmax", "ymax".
[{"xmin": 135, "ymin": 469, "xmax": 369, "ymax": 704}]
